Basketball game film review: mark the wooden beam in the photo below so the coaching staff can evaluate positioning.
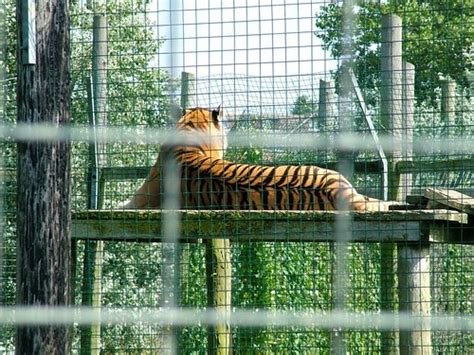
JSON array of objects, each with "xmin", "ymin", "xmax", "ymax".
[
  {"xmin": 423, "ymin": 188, "xmax": 473, "ymax": 214},
  {"xmin": 73, "ymin": 209, "xmax": 468, "ymax": 224},
  {"xmin": 72, "ymin": 209, "xmax": 469, "ymax": 244}
]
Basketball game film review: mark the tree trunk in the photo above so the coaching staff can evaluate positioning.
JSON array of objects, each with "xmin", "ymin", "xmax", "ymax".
[{"xmin": 16, "ymin": 0, "xmax": 71, "ymax": 353}]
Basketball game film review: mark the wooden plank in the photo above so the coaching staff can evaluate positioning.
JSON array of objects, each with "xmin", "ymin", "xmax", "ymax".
[
  {"xmin": 72, "ymin": 209, "xmax": 469, "ymax": 244},
  {"xmin": 424, "ymin": 188, "xmax": 474, "ymax": 214},
  {"xmin": 75, "ymin": 209, "xmax": 468, "ymax": 224},
  {"xmin": 73, "ymin": 218, "xmax": 422, "ymax": 243},
  {"xmin": 72, "ymin": 209, "xmax": 468, "ymax": 224}
]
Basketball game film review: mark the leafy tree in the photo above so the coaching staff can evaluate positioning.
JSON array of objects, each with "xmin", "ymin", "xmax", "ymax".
[
  {"xmin": 291, "ymin": 95, "xmax": 316, "ymax": 116},
  {"xmin": 315, "ymin": 0, "xmax": 472, "ymax": 106}
]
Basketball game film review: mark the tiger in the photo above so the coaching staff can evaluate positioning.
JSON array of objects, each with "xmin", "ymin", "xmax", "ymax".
[{"xmin": 123, "ymin": 106, "xmax": 387, "ymax": 211}]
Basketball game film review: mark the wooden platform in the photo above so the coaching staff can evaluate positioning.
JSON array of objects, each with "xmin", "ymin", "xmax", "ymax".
[{"xmin": 72, "ymin": 209, "xmax": 472, "ymax": 244}]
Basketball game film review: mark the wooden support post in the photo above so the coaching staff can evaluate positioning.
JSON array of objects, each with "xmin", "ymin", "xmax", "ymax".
[
  {"xmin": 440, "ymin": 79, "xmax": 456, "ymax": 186},
  {"xmin": 381, "ymin": 14, "xmax": 404, "ymax": 202},
  {"xmin": 401, "ymin": 61, "xmax": 415, "ymax": 201},
  {"xmin": 180, "ymin": 73, "xmax": 193, "ymax": 284},
  {"xmin": 206, "ymin": 239, "xmax": 232, "ymax": 355},
  {"xmin": 380, "ymin": 14, "xmax": 403, "ymax": 354},
  {"xmin": 81, "ymin": 14, "xmax": 107, "ymax": 355},
  {"xmin": 337, "ymin": 67, "xmax": 355, "ymax": 181},
  {"xmin": 398, "ymin": 244, "xmax": 431, "ymax": 354},
  {"xmin": 178, "ymin": 71, "xmax": 195, "ymax": 349},
  {"xmin": 398, "ymin": 60, "xmax": 431, "ymax": 354},
  {"xmin": 181, "ymin": 71, "xmax": 195, "ymax": 110},
  {"xmin": 441, "ymin": 79, "xmax": 456, "ymax": 139},
  {"xmin": 381, "ymin": 14, "xmax": 432, "ymax": 354},
  {"xmin": 179, "ymin": 70, "xmax": 232, "ymax": 354},
  {"xmin": 16, "ymin": 0, "xmax": 72, "ymax": 352},
  {"xmin": 318, "ymin": 79, "xmax": 336, "ymax": 132}
]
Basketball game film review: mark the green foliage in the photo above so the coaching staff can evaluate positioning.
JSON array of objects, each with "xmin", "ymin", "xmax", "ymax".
[
  {"xmin": 315, "ymin": 0, "xmax": 472, "ymax": 106},
  {"xmin": 291, "ymin": 95, "xmax": 317, "ymax": 116},
  {"xmin": 71, "ymin": 0, "xmax": 171, "ymax": 127},
  {"xmin": 225, "ymin": 114, "xmax": 264, "ymax": 164}
]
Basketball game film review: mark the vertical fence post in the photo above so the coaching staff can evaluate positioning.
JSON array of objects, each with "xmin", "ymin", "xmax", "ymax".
[
  {"xmin": 81, "ymin": 14, "xmax": 107, "ymax": 355},
  {"xmin": 380, "ymin": 14, "xmax": 432, "ymax": 354},
  {"xmin": 319, "ymin": 78, "xmax": 338, "ymax": 351},
  {"xmin": 178, "ymin": 71, "xmax": 193, "ymax": 349},
  {"xmin": 440, "ymin": 78, "xmax": 456, "ymax": 186},
  {"xmin": 184, "ymin": 68, "xmax": 231, "ymax": 355},
  {"xmin": 441, "ymin": 78, "xmax": 456, "ymax": 139},
  {"xmin": 179, "ymin": 72, "xmax": 193, "ymax": 284},
  {"xmin": 398, "ymin": 74, "xmax": 432, "ymax": 354},
  {"xmin": 318, "ymin": 79, "xmax": 336, "ymax": 132},
  {"xmin": 400, "ymin": 61, "xmax": 415, "ymax": 200},
  {"xmin": 398, "ymin": 62, "xmax": 432, "ymax": 355},
  {"xmin": 181, "ymin": 71, "xmax": 195, "ymax": 110},
  {"xmin": 398, "ymin": 245, "xmax": 432, "ymax": 354},
  {"xmin": 380, "ymin": 14, "xmax": 402, "ymax": 354},
  {"xmin": 207, "ymin": 239, "xmax": 232, "ymax": 355}
]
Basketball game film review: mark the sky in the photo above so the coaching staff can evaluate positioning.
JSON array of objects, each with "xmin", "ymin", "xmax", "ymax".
[{"xmin": 155, "ymin": 0, "xmax": 338, "ymax": 79}]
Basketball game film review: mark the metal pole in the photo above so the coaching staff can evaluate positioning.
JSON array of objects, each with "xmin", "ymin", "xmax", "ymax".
[
  {"xmin": 348, "ymin": 69, "xmax": 388, "ymax": 201},
  {"xmin": 81, "ymin": 14, "xmax": 108, "ymax": 355}
]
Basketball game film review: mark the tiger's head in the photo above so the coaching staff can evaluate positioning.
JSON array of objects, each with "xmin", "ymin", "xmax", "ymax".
[{"xmin": 175, "ymin": 106, "xmax": 228, "ymax": 159}]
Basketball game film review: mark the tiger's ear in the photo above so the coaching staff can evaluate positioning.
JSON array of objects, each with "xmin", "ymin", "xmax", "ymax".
[{"xmin": 211, "ymin": 105, "xmax": 223, "ymax": 123}]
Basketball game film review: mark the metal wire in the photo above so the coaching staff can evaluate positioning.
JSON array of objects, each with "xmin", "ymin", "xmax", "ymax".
[
  {"xmin": 1, "ymin": 0, "xmax": 473, "ymax": 353},
  {"xmin": 0, "ymin": 307, "xmax": 473, "ymax": 331},
  {"xmin": 0, "ymin": 123, "xmax": 473, "ymax": 154}
]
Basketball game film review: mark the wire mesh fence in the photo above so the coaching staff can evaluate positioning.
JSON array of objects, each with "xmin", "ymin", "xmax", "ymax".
[{"xmin": 1, "ymin": 0, "xmax": 473, "ymax": 354}]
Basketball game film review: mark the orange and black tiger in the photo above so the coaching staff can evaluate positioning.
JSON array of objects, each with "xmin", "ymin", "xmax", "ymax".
[{"xmin": 124, "ymin": 107, "xmax": 386, "ymax": 211}]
